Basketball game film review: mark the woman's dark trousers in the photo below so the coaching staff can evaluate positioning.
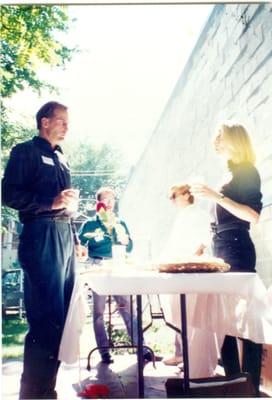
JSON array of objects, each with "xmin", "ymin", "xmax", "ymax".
[{"xmin": 213, "ymin": 229, "xmax": 263, "ymax": 394}]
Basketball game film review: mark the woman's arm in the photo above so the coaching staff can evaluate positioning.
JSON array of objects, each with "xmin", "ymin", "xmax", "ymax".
[{"xmin": 190, "ymin": 184, "xmax": 260, "ymax": 224}]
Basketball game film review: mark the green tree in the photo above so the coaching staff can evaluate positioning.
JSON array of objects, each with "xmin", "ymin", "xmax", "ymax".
[
  {"xmin": 65, "ymin": 141, "xmax": 129, "ymax": 215},
  {"xmin": 1, "ymin": 5, "xmax": 74, "ymax": 98}
]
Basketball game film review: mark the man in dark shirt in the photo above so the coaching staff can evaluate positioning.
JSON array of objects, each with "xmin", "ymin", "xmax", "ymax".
[{"xmin": 2, "ymin": 101, "xmax": 87, "ymax": 399}]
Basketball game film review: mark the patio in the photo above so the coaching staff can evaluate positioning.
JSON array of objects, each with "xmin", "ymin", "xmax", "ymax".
[
  {"xmin": 2, "ymin": 352, "xmax": 188, "ymax": 399},
  {"xmin": 2, "ymin": 309, "xmax": 184, "ymax": 400},
  {"xmin": 3, "ymin": 352, "xmax": 272, "ymax": 399},
  {"xmin": 2, "ymin": 292, "xmax": 180, "ymax": 399},
  {"xmin": 2, "ymin": 295, "xmax": 272, "ymax": 399}
]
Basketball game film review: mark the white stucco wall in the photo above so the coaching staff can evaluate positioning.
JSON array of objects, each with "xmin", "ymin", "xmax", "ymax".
[{"xmin": 120, "ymin": 3, "xmax": 272, "ymax": 286}]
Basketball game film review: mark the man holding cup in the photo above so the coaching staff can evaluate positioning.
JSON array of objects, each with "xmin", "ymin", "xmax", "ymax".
[{"xmin": 2, "ymin": 101, "xmax": 87, "ymax": 399}]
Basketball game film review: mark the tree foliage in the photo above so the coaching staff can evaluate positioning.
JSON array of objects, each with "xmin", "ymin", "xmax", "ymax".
[
  {"xmin": 1, "ymin": 5, "xmax": 75, "ymax": 97},
  {"xmin": 1, "ymin": 107, "xmax": 35, "ymax": 167},
  {"xmin": 65, "ymin": 142, "xmax": 130, "ymax": 215}
]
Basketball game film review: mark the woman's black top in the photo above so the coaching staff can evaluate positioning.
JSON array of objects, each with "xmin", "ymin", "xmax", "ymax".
[{"xmin": 211, "ymin": 161, "xmax": 262, "ymax": 231}]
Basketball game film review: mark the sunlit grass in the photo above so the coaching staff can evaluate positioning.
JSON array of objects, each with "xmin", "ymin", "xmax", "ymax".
[
  {"xmin": 2, "ymin": 300, "xmax": 174, "ymax": 362},
  {"xmin": 2, "ymin": 314, "xmax": 28, "ymax": 361}
]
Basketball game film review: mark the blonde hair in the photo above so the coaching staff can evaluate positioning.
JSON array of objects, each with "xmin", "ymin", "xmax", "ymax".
[{"xmin": 218, "ymin": 121, "xmax": 256, "ymax": 164}]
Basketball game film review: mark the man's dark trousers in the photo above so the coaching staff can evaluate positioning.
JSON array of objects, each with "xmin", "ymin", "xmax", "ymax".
[{"xmin": 18, "ymin": 220, "xmax": 75, "ymax": 399}]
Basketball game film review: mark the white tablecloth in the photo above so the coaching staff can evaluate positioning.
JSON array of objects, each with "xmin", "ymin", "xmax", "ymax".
[
  {"xmin": 58, "ymin": 278, "xmax": 89, "ymax": 364},
  {"xmin": 84, "ymin": 269, "xmax": 265, "ymax": 296},
  {"xmin": 58, "ymin": 269, "xmax": 272, "ymax": 364},
  {"xmin": 83, "ymin": 269, "xmax": 272, "ymax": 342}
]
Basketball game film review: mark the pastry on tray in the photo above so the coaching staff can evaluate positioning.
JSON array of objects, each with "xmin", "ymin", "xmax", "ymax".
[{"xmin": 157, "ymin": 256, "xmax": 230, "ymax": 273}]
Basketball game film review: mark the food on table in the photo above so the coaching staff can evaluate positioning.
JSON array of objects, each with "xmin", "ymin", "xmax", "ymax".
[{"xmin": 157, "ymin": 255, "xmax": 230, "ymax": 273}]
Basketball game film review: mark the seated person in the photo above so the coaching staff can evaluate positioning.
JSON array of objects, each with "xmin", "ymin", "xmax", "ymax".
[{"xmin": 78, "ymin": 186, "xmax": 154, "ymax": 363}]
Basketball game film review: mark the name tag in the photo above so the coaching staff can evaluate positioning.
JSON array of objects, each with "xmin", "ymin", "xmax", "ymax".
[
  {"xmin": 55, "ymin": 150, "xmax": 70, "ymax": 170},
  {"xmin": 41, "ymin": 155, "xmax": 55, "ymax": 166}
]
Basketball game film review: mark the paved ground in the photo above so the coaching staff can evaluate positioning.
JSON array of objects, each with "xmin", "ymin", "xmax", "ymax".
[
  {"xmin": 2, "ymin": 297, "xmax": 271, "ymax": 399},
  {"xmin": 2, "ymin": 354, "xmax": 180, "ymax": 399},
  {"xmin": 3, "ymin": 355, "xmax": 271, "ymax": 399},
  {"xmin": 60, "ymin": 353, "xmax": 180, "ymax": 399},
  {"xmin": 2, "ymin": 300, "xmax": 180, "ymax": 400}
]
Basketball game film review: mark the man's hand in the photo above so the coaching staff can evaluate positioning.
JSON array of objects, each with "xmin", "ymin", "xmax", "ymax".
[
  {"xmin": 75, "ymin": 244, "xmax": 88, "ymax": 261},
  {"xmin": 52, "ymin": 189, "xmax": 79, "ymax": 211},
  {"xmin": 117, "ymin": 233, "xmax": 129, "ymax": 246}
]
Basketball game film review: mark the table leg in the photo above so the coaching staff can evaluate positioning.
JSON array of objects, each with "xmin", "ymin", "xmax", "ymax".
[
  {"xmin": 108, "ymin": 295, "xmax": 113, "ymax": 347},
  {"xmin": 180, "ymin": 294, "xmax": 190, "ymax": 395},
  {"xmin": 136, "ymin": 295, "xmax": 144, "ymax": 398}
]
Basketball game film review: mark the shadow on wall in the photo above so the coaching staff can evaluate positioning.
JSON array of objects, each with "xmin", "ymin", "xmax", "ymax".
[{"xmin": 252, "ymin": 203, "xmax": 272, "ymax": 288}]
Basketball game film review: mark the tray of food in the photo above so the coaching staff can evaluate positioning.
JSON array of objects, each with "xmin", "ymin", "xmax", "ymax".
[{"xmin": 158, "ymin": 256, "xmax": 230, "ymax": 273}]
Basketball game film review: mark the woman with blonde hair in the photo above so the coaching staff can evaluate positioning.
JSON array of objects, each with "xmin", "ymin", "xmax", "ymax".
[{"xmin": 190, "ymin": 120, "xmax": 263, "ymax": 394}]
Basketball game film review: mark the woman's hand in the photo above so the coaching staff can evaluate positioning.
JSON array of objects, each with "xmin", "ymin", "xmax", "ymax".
[
  {"xmin": 190, "ymin": 184, "xmax": 259, "ymax": 224},
  {"xmin": 190, "ymin": 184, "xmax": 222, "ymax": 201}
]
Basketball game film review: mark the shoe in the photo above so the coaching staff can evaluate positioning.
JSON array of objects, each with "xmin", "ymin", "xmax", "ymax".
[
  {"xmin": 143, "ymin": 352, "xmax": 163, "ymax": 362},
  {"xmin": 162, "ymin": 355, "xmax": 183, "ymax": 366},
  {"xmin": 101, "ymin": 353, "xmax": 114, "ymax": 364}
]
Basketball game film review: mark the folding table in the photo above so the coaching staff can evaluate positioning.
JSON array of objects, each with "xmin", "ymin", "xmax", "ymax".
[{"xmin": 71, "ymin": 268, "xmax": 272, "ymax": 398}]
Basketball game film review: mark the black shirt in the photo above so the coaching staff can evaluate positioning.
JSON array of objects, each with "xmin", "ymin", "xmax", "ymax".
[
  {"xmin": 212, "ymin": 161, "xmax": 263, "ymax": 230},
  {"xmin": 2, "ymin": 136, "xmax": 73, "ymax": 223}
]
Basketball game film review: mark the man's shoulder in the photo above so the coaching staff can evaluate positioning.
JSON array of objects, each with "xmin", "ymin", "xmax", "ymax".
[{"xmin": 12, "ymin": 139, "xmax": 34, "ymax": 151}]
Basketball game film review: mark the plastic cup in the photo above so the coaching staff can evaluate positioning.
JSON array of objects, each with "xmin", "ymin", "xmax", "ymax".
[{"xmin": 66, "ymin": 188, "xmax": 79, "ymax": 212}]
